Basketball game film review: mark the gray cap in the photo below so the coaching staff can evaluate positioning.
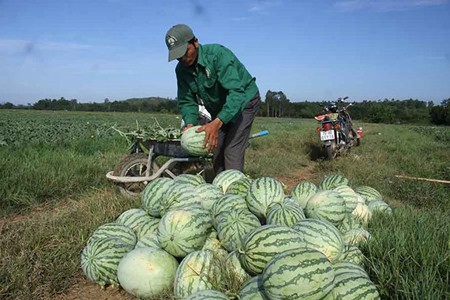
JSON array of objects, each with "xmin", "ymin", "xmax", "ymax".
[{"xmin": 165, "ymin": 24, "xmax": 194, "ymax": 62}]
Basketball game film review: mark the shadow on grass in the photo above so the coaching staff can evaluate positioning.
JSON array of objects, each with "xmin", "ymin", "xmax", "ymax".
[{"xmin": 305, "ymin": 141, "xmax": 325, "ymax": 161}]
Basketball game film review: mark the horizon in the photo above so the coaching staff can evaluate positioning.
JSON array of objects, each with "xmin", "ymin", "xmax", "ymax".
[{"xmin": 1, "ymin": 0, "xmax": 449, "ymax": 105}]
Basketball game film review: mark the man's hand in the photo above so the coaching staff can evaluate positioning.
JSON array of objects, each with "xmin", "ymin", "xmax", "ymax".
[{"xmin": 196, "ymin": 118, "xmax": 223, "ymax": 153}]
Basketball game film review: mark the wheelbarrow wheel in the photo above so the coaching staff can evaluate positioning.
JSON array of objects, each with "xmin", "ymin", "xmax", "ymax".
[{"xmin": 113, "ymin": 153, "xmax": 159, "ymax": 198}]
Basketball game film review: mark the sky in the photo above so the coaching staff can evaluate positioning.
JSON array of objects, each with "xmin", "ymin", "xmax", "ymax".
[{"xmin": 0, "ymin": 0, "xmax": 449, "ymax": 105}]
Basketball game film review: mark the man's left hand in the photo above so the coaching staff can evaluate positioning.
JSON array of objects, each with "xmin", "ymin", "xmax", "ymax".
[{"xmin": 196, "ymin": 118, "xmax": 223, "ymax": 153}]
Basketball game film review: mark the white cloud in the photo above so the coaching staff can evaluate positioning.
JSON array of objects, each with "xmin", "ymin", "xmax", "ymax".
[
  {"xmin": 334, "ymin": 0, "xmax": 448, "ymax": 12},
  {"xmin": 248, "ymin": 0, "xmax": 282, "ymax": 15}
]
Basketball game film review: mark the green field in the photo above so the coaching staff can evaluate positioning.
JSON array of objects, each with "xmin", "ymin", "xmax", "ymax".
[{"xmin": 0, "ymin": 109, "xmax": 449, "ymax": 299}]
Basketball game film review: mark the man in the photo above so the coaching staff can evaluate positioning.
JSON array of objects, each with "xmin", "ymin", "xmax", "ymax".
[{"xmin": 165, "ymin": 24, "xmax": 261, "ymax": 174}]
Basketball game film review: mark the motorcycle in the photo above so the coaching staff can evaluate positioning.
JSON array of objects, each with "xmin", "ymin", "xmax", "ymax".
[{"xmin": 315, "ymin": 96, "xmax": 361, "ymax": 160}]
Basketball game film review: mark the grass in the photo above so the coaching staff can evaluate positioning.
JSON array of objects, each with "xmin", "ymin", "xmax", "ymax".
[{"xmin": 0, "ymin": 110, "xmax": 449, "ymax": 299}]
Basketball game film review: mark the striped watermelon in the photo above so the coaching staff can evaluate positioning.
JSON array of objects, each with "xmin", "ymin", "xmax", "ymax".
[
  {"xmin": 202, "ymin": 233, "xmax": 228, "ymax": 260},
  {"xmin": 338, "ymin": 212, "xmax": 364, "ymax": 234},
  {"xmin": 354, "ymin": 185, "xmax": 383, "ymax": 203},
  {"xmin": 246, "ymin": 177, "xmax": 285, "ymax": 221},
  {"xmin": 174, "ymin": 173, "xmax": 206, "ymax": 186},
  {"xmin": 305, "ymin": 190, "xmax": 346, "ymax": 227},
  {"xmin": 194, "ymin": 183, "xmax": 224, "ymax": 210},
  {"xmin": 266, "ymin": 200, "xmax": 305, "ymax": 227},
  {"xmin": 262, "ymin": 247, "xmax": 335, "ymax": 300},
  {"xmin": 319, "ymin": 174, "xmax": 349, "ymax": 190},
  {"xmin": 368, "ymin": 200, "xmax": 392, "ymax": 214},
  {"xmin": 135, "ymin": 232, "xmax": 160, "ymax": 249},
  {"xmin": 88, "ymin": 222, "xmax": 137, "ymax": 248},
  {"xmin": 211, "ymin": 194, "xmax": 248, "ymax": 226},
  {"xmin": 213, "ymin": 169, "xmax": 247, "ymax": 192},
  {"xmin": 117, "ymin": 247, "xmax": 179, "ymax": 298},
  {"xmin": 185, "ymin": 290, "xmax": 229, "ymax": 300},
  {"xmin": 341, "ymin": 245, "xmax": 366, "ymax": 266},
  {"xmin": 81, "ymin": 237, "xmax": 133, "ymax": 287},
  {"xmin": 239, "ymin": 225, "xmax": 304, "ymax": 275},
  {"xmin": 174, "ymin": 250, "xmax": 222, "ymax": 298},
  {"xmin": 135, "ymin": 217, "xmax": 160, "ymax": 240},
  {"xmin": 226, "ymin": 177, "xmax": 253, "ymax": 198},
  {"xmin": 332, "ymin": 272, "xmax": 380, "ymax": 299},
  {"xmin": 159, "ymin": 182, "xmax": 200, "ymax": 216},
  {"xmin": 180, "ymin": 126, "xmax": 209, "ymax": 157},
  {"xmin": 343, "ymin": 228, "xmax": 372, "ymax": 246},
  {"xmin": 141, "ymin": 177, "xmax": 173, "ymax": 217},
  {"xmin": 291, "ymin": 181, "xmax": 318, "ymax": 209},
  {"xmin": 333, "ymin": 261, "xmax": 369, "ymax": 278},
  {"xmin": 292, "ymin": 218, "xmax": 344, "ymax": 263},
  {"xmin": 334, "ymin": 185, "xmax": 359, "ymax": 213},
  {"xmin": 157, "ymin": 207, "xmax": 212, "ymax": 258},
  {"xmin": 238, "ymin": 275, "xmax": 268, "ymax": 300},
  {"xmin": 216, "ymin": 208, "xmax": 261, "ymax": 252},
  {"xmin": 115, "ymin": 208, "xmax": 156, "ymax": 234}
]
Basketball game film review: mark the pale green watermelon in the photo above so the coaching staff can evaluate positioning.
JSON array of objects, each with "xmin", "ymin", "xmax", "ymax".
[
  {"xmin": 334, "ymin": 185, "xmax": 359, "ymax": 213},
  {"xmin": 117, "ymin": 247, "xmax": 179, "ymax": 298},
  {"xmin": 115, "ymin": 208, "xmax": 156, "ymax": 234},
  {"xmin": 354, "ymin": 185, "xmax": 383, "ymax": 203},
  {"xmin": 368, "ymin": 200, "xmax": 392, "ymax": 214},
  {"xmin": 319, "ymin": 174, "xmax": 349, "ymax": 190},
  {"xmin": 194, "ymin": 183, "xmax": 224, "ymax": 210},
  {"xmin": 180, "ymin": 126, "xmax": 209, "ymax": 157},
  {"xmin": 174, "ymin": 173, "xmax": 206, "ymax": 186},
  {"xmin": 185, "ymin": 290, "xmax": 229, "ymax": 300},
  {"xmin": 238, "ymin": 275, "xmax": 268, "ymax": 300},
  {"xmin": 159, "ymin": 182, "xmax": 200, "ymax": 216},
  {"xmin": 332, "ymin": 272, "xmax": 380, "ymax": 299},
  {"xmin": 88, "ymin": 222, "xmax": 136, "ymax": 248},
  {"xmin": 213, "ymin": 169, "xmax": 247, "ymax": 192},
  {"xmin": 226, "ymin": 177, "xmax": 253, "ymax": 198},
  {"xmin": 266, "ymin": 200, "xmax": 305, "ymax": 227}
]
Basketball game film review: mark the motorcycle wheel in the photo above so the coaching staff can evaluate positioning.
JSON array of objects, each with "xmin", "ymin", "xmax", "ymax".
[{"xmin": 325, "ymin": 142, "xmax": 337, "ymax": 160}]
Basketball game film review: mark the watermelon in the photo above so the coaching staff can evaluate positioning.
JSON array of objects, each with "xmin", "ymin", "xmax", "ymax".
[
  {"xmin": 157, "ymin": 207, "xmax": 212, "ymax": 258},
  {"xmin": 291, "ymin": 181, "xmax": 318, "ymax": 209},
  {"xmin": 333, "ymin": 261, "xmax": 369, "ymax": 278},
  {"xmin": 226, "ymin": 177, "xmax": 253, "ymax": 198},
  {"xmin": 180, "ymin": 126, "xmax": 209, "ymax": 157},
  {"xmin": 194, "ymin": 183, "xmax": 224, "ymax": 210},
  {"xmin": 246, "ymin": 177, "xmax": 285, "ymax": 221},
  {"xmin": 216, "ymin": 208, "xmax": 261, "ymax": 252},
  {"xmin": 352, "ymin": 202, "xmax": 372, "ymax": 227},
  {"xmin": 238, "ymin": 275, "xmax": 268, "ymax": 300},
  {"xmin": 239, "ymin": 225, "xmax": 304, "ymax": 275},
  {"xmin": 368, "ymin": 200, "xmax": 392, "ymax": 214},
  {"xmin": 185, "ymin": 290, "xmax": 229, "ymax": 300},
  {"xmin": 115, "ymin": 208, "xmax": 155, "ymax": 234},
  {"xmin": 341, "ymin": 245, "xmax": 366, "ymax": 266},
  {"xmin": 266, "ymin": 200, "xmax": 305, "ymax": 227},
  {"xmin": 305, "ymin": 190, "xmax": 346, "ymax": 227},
  {"xmin": 213, "ymin": 169, "xmax": 247, "ymax": 192},
  {"xmin": 343, "ymin": 228, "xmax": 372, "ymax": 246},
  {"xmin": 88, "ymin": 222, "xmax": 136, "ymax": 248},
  {"xmin": 117, "ymin": 247, "xmax": 179, "ymax": 298},
  {"xmin": 354, "ymin": 185, "xmax": 383, "ymax": 203},
  {"xmin": 211, "ymin": 194, "xmax": 248, "ymax": 226},
  {"xmin": 334, "ymin": 185, "xmax": 359, "ymax": 213},
  {"xmin": 332, "ymin": 272, "xmax": 380, "ymax": 299},
  {"xmin": 81, "ymin": 237, "xmax": 133, "ymax": 287},
  {"xmin": 262, "ymin": 247, "xmax": 335, "ymax": 300},
  {"xmin": 159, "ymin": 182, "xmax": 200, "ymax": 216},
  {"xmin": 141, "ymin": 177, "xmax": 173, "ymax": 217},
  {"xmin": 225, "ymin": 251, "xmax": 250, "ymax": 283},
  {"xmin": 174, "ymin": 173, "xmax": 206, "ymax": 186},
  {"xmin": 135, "ymin": 232, "xmax": 160, "ymax": 249},
  {"xmin": 338, "ymin": 212, "xmax": 364, "ymax": 233},
  {"xmin": 174, "ymin": 250, "xmax": 222, "ymax": 298},
  {"xmin": 292, "ymin": 218, "xmax": 344, "ymax": 263},
  {"xmin": 319, "ymin": 174, "xmax": 349, "ymax": 190}
]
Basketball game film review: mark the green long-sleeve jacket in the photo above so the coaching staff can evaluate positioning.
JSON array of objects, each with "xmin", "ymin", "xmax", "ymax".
[{"xmin": 175, "ymin": 44, "xmax": 258, "ymax": 125}]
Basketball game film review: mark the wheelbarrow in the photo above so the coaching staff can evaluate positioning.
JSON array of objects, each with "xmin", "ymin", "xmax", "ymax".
[{"xmin": 106, "ymin": 130, "xmax": 269, "ymax": 197}]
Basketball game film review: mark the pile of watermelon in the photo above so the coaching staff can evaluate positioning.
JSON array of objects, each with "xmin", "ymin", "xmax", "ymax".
[{"xmin": 81, "ymin": 170, "xmax": 391, "ymax": 299}]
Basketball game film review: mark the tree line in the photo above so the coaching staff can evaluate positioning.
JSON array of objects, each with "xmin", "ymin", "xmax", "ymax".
[{"xmin": 1, "ymin": 92, "xmax": 449, "ymax": 125}]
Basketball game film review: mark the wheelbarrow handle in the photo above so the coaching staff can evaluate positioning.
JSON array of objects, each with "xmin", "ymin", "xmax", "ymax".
[{"xmin": 249, "ymin": 130, "xmax": 269, "ymax": 139}]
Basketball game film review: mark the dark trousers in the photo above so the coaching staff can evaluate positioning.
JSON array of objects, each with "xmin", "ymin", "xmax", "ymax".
[{"xmin": 213, "ymin": 92, "xmax": 261, "ymax": 174}]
